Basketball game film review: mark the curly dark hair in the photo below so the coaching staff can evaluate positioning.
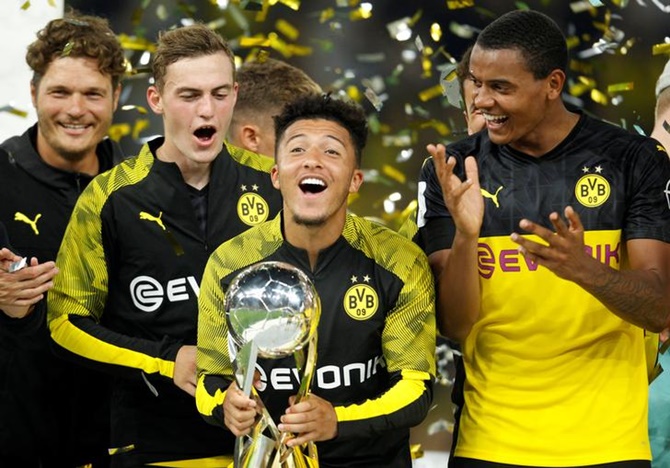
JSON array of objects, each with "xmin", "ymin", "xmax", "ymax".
[
  {"xmin": 476, "ymin": 9, "xmax": 567, "ymax": 79},
  {"xmin": 26, "ymin": 10, "xmax": 126, "ymax": 89},
  {"xmin": 152, "ymin": 23, "xmax": 235, "ymax": 91},
  {"xmin": 273, "ymin": 94, "xmax": 368, "ymax": 167}
]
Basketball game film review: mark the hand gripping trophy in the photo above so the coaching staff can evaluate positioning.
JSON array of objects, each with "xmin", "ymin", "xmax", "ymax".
[{"xmin": 225, "ymin": 261, "xmax": 321, "ymax": 468}]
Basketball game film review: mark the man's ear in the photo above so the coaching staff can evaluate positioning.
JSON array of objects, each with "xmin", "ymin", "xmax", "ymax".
[
  {"xmin": 147, "ymin": 85, "xmax": 163, "ymax": 114},
  {"xmin": 239, "ymin": 125, "xmax": 262, "ymax": 153},
  {"xmin": 547, "ymin": 69, "xmax": 566, "ymax": 100},
  {"xmin": 270, "ymin": 165, "xmax": 280, "ymax": 190}
]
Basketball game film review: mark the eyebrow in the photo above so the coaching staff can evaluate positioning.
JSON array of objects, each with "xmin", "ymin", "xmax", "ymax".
[
  {"xmin": 174, "ymin": 84, "xmax": 234, "ymax": 94},
  {"xmin": 286, "ymin": 133, "xmax": 346, "ymax": 147}
]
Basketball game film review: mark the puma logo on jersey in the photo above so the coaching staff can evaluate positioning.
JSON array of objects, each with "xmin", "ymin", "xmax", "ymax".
[
  {"xmin": 480, "ymin": 186, "xmax": 504, "ymax": 208},
  {"xmin": 139, "ymin": 211, "xmax": 166, "ymax": 231},
  {"xmin": 14, "ymin": 212, "xmax": 41, "ymax": 235}
]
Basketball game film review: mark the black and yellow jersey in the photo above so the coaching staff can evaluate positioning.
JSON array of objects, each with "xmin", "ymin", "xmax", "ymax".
[
  {"xmin": 0, "ymin": 124, "xmax": 123, "ymax": 467},
  {"xmin": 47, "ymin": 137, "xmax": 282, "ymax": 465},
  {"xmin": 196, "ymin": 213, "xmax": 436, "ymax": 468},
  {"xmin": 417, "ymin": 112, "xmax": 670, "ymax": 466}
]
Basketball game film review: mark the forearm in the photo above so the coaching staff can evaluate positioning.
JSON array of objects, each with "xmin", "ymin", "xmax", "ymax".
[
  {"xmin": 334, "ymin": 371, "xmax": 432, "ymax": 439},
  {"xmin": 49, "ymin": 313, "xmax": 182, "ymax": 379},
  {"xmin": 578, "ymin": 259, "xmax": 670, "ymax": 332},
  {"xmin": 435, "ymin": 232, "xmax": 481, "ymax": 342},
  {"xmin": 196, "ymin": 373, "xmax": 231, "ymax": 428}
]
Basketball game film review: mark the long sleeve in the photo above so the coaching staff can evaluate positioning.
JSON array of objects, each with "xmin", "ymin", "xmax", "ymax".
[
  {"xmin": 47, "ymin": 160, "xmax": 182, "ymax": 381},
  {"xmin": 334, "ymin": 250, "xmax": 436, "ymax": 438}
]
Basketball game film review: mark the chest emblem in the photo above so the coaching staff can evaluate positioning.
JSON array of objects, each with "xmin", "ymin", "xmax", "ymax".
[
  {"xmin": 575, "ymin": 168, "xmax": 610, "ymax": 208},
  {"xmin": 139, "ymin": 211, "xmax": 166, "ymax": 231},
  {"xmin": 14, "ymin": 212, "xmax": 42, "ymax": 235},
  {"xmin": 480, "ymin": 186, "xmax": 504, "ymax": 208},
  {"xmin": 237, "ymin": 189, "xmax": 270, "ymax": 226},
  {"xmin": 343, "ymin": 276, "xmax": 379, "ymax": 321}
]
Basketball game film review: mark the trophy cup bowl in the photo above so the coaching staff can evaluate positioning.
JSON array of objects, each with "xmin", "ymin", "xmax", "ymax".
[
  {"xmin": 226, "ymin": 261, "xmax": 319, "ymax": 358},
  {"xmin": 225, "ymin": 261, "xmax": 321, "ymax": 468}
]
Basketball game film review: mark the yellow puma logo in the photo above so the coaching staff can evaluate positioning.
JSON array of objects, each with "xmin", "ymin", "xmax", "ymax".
[
  {"xmin": 14, "ymin": 212, "xmax": 42, "ymax": 235},
  {"xmin": 139, "ymin": 211, "xmax": 166, "ymax": 231},
  {"xmin": 480, "ymin": 186, "xmax": 504, "ymax": 208}
]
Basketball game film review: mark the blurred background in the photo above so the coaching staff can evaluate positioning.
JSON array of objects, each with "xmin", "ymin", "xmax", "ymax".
[
  {"xmin": 3, "ymin": 0, "xmax": 669, "ymax": 231},
  {"xmin": 1, "ymin": 1, "xmax": 668, "ymax": 464}
]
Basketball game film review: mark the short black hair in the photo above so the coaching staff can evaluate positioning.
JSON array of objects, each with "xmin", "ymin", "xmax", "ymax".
[
  {"xmin": 274, "ymin": 94, "xmax": 368, "ymax": 166},
  {"xmin": 476, "ymin": 10, "xmax": 567, "ymax": 79}
]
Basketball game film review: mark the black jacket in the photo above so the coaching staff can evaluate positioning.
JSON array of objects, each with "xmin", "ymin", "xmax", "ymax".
[{"xmin": 0, "ymin": 124, "xmax": 124, "ymax": 467}]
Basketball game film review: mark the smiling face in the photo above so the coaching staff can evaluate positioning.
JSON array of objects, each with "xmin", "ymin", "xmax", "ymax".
[
  {"xmin": 271, "ymin": 118, "xmax": 363, "ymax": 228},
  {"xmin": 147, "ymin": 51, "xmax": 237, "ymax": 169},
  {"xmin": 470, "ymin": 44, "xmax": 561, "ymax": 151},
  {"xmin": 31, "ymin": 56, "xmax": 119, "ymax": 170}
]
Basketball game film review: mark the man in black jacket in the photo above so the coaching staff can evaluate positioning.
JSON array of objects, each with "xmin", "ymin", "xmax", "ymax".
[{"xmin": 0, "ymin": 12, "xmax": 126, "ymax": 467}]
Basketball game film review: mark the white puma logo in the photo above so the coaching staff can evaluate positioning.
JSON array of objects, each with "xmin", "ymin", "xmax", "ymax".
[
  {"xmin": 14, "ymin": 212, "xmax": 42, "ymax": 235},
  {"xmin": 480, "ymin": 186, "xmax": 504, "ymax": 208},
  {"xmin": 139, "ymin": 211, "xmax": 166, "ymax": 231}
]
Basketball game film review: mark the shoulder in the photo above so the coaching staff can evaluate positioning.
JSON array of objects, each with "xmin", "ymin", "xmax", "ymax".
[
  {"xmin": 343, "ymin": 215, "xmax": 430, "ymax": 276},
  {"xmin": 223, "ymin": 141, "xmax": 275, "ymax": 173}
]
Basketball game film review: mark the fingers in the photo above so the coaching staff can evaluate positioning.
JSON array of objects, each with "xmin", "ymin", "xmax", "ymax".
[
  {"xmin": 278, "ymin": 396, "xmax": 337, "ymax": 446},
  {"xmin": 223, "ymin": 383, "xmax": 258, "ymax": 436}
]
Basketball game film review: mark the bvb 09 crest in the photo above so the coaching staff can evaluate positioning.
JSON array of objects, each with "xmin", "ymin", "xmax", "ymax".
[
  {"xmin": 575, "ymin": 173, "xmax": 611, "ymax": 208},
  {"xmin": 237, "ymin": 192, "xmax": 271, "ymax": 226}
]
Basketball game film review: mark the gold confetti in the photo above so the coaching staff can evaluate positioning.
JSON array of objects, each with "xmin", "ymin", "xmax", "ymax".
[
  {"xmin": 382, "ymin": 164, "xmax": 406, "ymax": 185},
  {"xmin": 121, "ymin": 105, "xmax": 149, "ymax": 114},
  {"xmin": 429, "ymin": 23, "xmax": 442, "ymax": 43},
  {"xmin": 447, "ymin": 0, "xmax": 474, "ymax": 9},
  {"xmin": 275, "ymin": 19, "xmax": 299, "ymax": 41},
  {"xmin": 607, "ymin": 82, "xmax": 634, "ymax": 95},
  {"xmin": 590, "ymin": 88, "xmax": 608, "ymax": 105},
  {"xmin": 276, "ymin": 0, "xmax": 300, "ymax": 11},
  {"xmin": 0, "ymin": 105, "xmax": 28, "ymax": 118},
  {"xmin": 118, "ymin": 34, "xmax": 156, "ymax": 52},
  {"xmin": 418, "ymin": 84, "xmax": 443, "ymax": 102},
  {"xmin": 20, "ymin": 1, "xmax": 30, "ymax": 10},
  {"xmin": 652, "ymin": 43, "xmax": 670, "ymax": 56}
]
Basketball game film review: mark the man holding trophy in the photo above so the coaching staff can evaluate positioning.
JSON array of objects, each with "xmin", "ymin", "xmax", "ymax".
[{"xmin": 196, "ymin": 94, "xmax": 436, "ymax": 467}]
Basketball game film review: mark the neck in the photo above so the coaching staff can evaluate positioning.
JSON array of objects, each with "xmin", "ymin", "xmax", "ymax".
[
  {"xmin": 156, "ymin": 144, "xmax": 211, "ymax": 190},
  {"xmin": 511, "ymin": 105, "xmax": 580, "ymax": 157},
  {"xmin": 284, "ymin": 211, "xmax": 347, "ymax": 271}
]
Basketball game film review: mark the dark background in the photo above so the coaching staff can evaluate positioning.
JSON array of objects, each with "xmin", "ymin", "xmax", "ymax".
[{"xmin": 65, "ymin": 0, "xmax": 670, "ymax": 227}]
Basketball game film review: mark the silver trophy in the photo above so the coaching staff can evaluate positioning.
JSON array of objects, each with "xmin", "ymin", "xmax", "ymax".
[{"xmin": 225, "ymin": 261, "xmax": 321, "ymax": 468}]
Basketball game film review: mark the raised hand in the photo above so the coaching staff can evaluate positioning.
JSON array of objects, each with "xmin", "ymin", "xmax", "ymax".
[{"xmin": 428, "ymin": 144, "xmax": 484, "ymax": 238}]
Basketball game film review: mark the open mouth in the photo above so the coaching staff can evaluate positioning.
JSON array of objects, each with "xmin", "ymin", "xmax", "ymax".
[
  {"xmin": 299, "ymin": 177, "xmax": 327, "ymax": 194},
  {"xmin": 194, "ymin": 125, "xmax": 216, "ymax": 142},
  {"xmin": 483, "ymin": 113, "xmax": 509, "ymax": 125}
]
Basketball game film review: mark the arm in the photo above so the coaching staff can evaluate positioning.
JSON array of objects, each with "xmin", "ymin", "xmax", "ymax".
[
  {"xmin": 512, "ymin": 207, "xmax": 670, "ymax": 332},
  {"xmin": 196, "ymin": 251, "xmax": 252, "ymax": 430},
  {"xmin": 424, "ymin": 145, "xmax": 484, "ymax": 342},
  {"xmin": 280, "ymin": 249, "xmax": 437, "ymax": 444},
  {"xmin": 47, "ymin": 186, "xmax": 184, "ymax": 385}
]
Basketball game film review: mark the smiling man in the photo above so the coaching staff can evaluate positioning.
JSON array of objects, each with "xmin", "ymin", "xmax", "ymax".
[
  {"xmin": 0, "ymin": 12, "xmax": 126, "ymax": 467},
  {"xmin": 416, "ymin": 9, "xmax": 670, "ymax": 468},
  {"xmin": 47, "ymin": 23, "xmax": 281, "ymax": 467},
  {"xmin": 196, "ymin": 94, "xmax": 436, "ymax": 467}
]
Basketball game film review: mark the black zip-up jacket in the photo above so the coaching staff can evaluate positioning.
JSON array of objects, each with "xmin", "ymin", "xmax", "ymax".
[
  {"xmin": 47, "ymin": 137, "xmax": 283, "ymax": 466},
  {"xmin": 0, "ymin": 124, "xmax": 124, "ymax": 467}
]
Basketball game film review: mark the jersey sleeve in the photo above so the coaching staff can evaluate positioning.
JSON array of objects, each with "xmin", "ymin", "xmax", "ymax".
[
  {"xmin": 416, "ymin": 156, "xmax": 459, "ymax": 255},
  {"xmin": 195, "ymin": 249, "xmax": 235, "ymax": 428},
  {"xmin": 624, "ymin": 138, "xmax": 670, "ymax": 242},
  {"xmin": 334, "ymin": 249, "xmax": 436, "ymax": 438},
  {"xmin": 47, "ymin": 178, "xmax": 182, "ymax": 380}
]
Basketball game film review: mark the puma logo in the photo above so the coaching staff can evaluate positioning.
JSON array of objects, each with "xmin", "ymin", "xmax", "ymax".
[
  {"xmin": 480, "ymin": 186, "xmax": 504, "ymax": 208},
  {"xmin": 14, "ymin": 212, "xmax": 41, "ymax": 235},
  {"xmin": 139, "ymin": 211, "xmax": 166, "ymax": 231}
]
